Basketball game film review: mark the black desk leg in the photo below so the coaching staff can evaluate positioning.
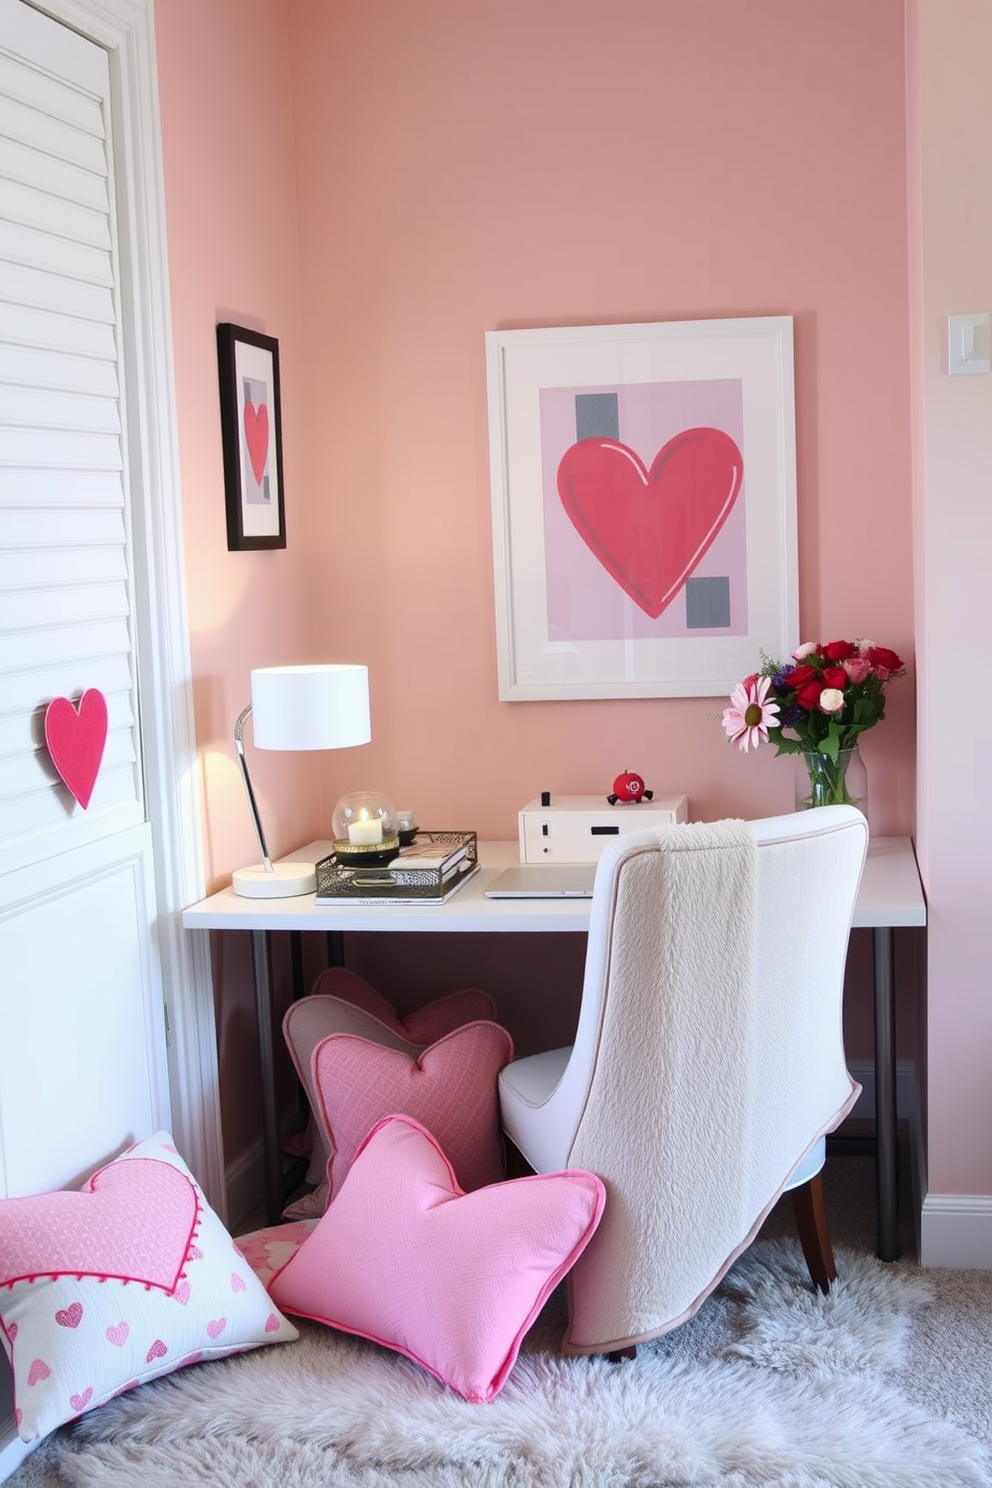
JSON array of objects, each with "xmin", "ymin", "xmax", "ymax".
[
  {"xmin": 249, "ymin": 928, "xmax": 283, "ymax": 1226},
  {"xmin": 873, "ymin": 925, "xmax": 900, "ymax": 1261},
  {"xmin": 290, "ymin": 930, "xmax": 304, "ymax": 1002}
]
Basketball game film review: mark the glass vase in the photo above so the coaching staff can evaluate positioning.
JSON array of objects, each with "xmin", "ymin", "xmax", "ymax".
[{"xmin": 795, "ymin": 747, "xmax": 868, "ymax": 815}]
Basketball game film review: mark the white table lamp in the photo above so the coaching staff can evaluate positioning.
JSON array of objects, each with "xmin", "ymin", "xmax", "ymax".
[{"xmin": 233, "ymin": 664, "xmax": 371, "ymax": 898}]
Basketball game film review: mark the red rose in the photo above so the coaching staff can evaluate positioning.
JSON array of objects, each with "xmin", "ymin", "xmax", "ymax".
[
  {"xmin": 822, "ymin": 640, "xmax": 857, "ymax": 662},
  {"xmin": 795, "ymin": 681, "xmax": 824, "ymax": 710},
  {"xmin": 784, "ymin": 664, "xmax": 817, "ymax": 689},
  {"xmin": 866, "ymin": 646, "xmax": 903, "ymax": 674},
  {"xmin": 821, "ymin": 666, "xmax": 848, "ymax": 690}
]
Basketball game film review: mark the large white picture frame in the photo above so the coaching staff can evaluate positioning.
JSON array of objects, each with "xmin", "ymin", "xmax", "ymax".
[{"xmin": 486, "ymin": 316, "xmax": 798, "ymax": 700}]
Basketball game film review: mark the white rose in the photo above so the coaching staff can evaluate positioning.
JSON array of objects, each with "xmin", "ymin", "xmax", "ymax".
[
  {"xmin": 818, "ymin": 688, "xmax": 845, "ymax": 714},
  {"xmin": 792, "ymin": 641, "xmax": 818, "ymax": 660}
]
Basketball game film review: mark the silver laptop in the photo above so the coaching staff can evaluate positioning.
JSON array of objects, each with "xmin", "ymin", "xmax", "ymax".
[{"xmin": 484, "ymin": 863, "xmax": 596, "ymax": 899}]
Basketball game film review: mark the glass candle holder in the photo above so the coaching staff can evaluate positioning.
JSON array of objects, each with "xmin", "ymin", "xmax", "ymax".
[{"xmin": 331, "ymin": 790, "xmax": 400, "ymax": 865}]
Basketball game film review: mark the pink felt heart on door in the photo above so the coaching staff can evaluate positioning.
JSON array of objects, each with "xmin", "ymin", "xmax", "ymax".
[
  {"xmin": 556, "ymin": 427, "xmax": 743, "ymax": 618},
  {"xmin": 243, "ymin": 400, "xmax": 269, "ymax": 485},
  {"xmin": 0, "ymin": 1158, "xmax": 198, "ymax": 1294},
  {"xmin": 43, "ymin": 690, "xmax": 108, "ymax": 809}
]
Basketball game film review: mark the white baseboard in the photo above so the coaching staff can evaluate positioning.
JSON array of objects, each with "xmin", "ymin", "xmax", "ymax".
[
  {"xmin": 847, "ymin": 1058, "xmax": 916, "ymax": 1121},
  {"xmin": 898, "ymin": 1071, "xmax": 992, "ymax": 1270},
  {"xmin": 920, "ymin": 1192, "xmax": 992, "ymax": 1268},
  {"xmin": 909, "ymin": 1093, "xmax": 926, "ymax": 1263}
]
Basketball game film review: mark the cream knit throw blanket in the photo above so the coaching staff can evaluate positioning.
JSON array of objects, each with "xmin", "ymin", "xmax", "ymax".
[{"xmin": 566, "ymin": 818, "xmax": 764, "ymax": 1351}]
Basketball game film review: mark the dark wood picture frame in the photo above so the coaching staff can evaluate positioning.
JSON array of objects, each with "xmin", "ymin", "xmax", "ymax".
[{"xmin": 217, "ymin": 322, "xmax": 286, "ymax": 550}]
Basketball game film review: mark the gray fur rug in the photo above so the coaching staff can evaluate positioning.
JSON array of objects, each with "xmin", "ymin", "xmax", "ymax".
[{"xmin": 12, "ymin": 1239, "xmax": 990, "ymax": 1488}]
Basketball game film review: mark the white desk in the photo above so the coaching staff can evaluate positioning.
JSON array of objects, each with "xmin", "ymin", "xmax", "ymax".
[{"xmin": 183, "ymin": 836, "xmax": 926, "ymax": 1257}]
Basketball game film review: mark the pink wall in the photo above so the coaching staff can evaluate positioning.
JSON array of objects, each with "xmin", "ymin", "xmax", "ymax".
[
  {"xmin": 910, "ymin": 0, "xmax": 992, "ymax": 1212},
  {"xmin": 154, "ymin": 0, "xmax": 327, "ymax": 1164},
  {"xmin": 156, "ymin": 0, "xmax": 920, "ymax": 1189},
  {"xmin": 289, "ymin": 0, "xmax": 916, "ymax": 843}
]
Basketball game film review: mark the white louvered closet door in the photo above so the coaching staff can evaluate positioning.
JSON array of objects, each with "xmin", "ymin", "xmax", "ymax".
[{"xmin": 0, "ymin": 0, "xmax": 171, "ymax": 1199}]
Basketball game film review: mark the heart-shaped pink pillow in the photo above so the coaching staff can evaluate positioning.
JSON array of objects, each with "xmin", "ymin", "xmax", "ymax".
[
  {"xmin": 312, "ymin": 1020, "xmax": 513, "ymax": 1200},
  {"xmin": 268, "ymin": 1115, "xmax": 605, "ymax": 1401},
  {"xmin": 284, "ymin": 974, "xmax": 501, "ymax": 1212},
  {"xmin": 307, "ymin": 968, "xmax": 496, "ymax": 1043}
]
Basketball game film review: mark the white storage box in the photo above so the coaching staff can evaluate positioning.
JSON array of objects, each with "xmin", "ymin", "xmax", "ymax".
[{"xmin": 518, "ymin": 793, "xmax": 689, "ymax": 863}]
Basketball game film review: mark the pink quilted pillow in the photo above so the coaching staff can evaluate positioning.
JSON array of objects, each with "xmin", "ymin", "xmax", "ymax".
[
  {"xmin": 313, "ymin": 1020, "xmax": 513, "ymax": 1200},
  {"xmin": 0, "ymin": 1133, "xmax": 297, "ymax": 1443},
  {"xmin": 309, "ymin": 967, "xmax": 496, "ymax": 1043},
  {"xmin": 268, "ymin": 1115, "xmax": 605, "ymax": 1402}
]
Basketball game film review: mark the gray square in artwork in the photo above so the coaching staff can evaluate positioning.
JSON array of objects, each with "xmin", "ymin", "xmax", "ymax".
[
  {"xmin": 575, "ymin": 393, "xmax": 619, "ymax": 441},
  {"xmin": 685, "ymin": 576, "xmax": 731, "ymax": 629}
]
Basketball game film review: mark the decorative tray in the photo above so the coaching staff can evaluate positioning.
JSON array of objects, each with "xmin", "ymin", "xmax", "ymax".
[{"xmin": 314, "ymin": 831, "xmax": 478, "ymax": 902}]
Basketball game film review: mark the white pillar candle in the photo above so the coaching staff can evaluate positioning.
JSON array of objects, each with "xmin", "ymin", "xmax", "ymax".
[{"xmin": 347, "ymin": 814, "xmax": 383, "ymax": 845}]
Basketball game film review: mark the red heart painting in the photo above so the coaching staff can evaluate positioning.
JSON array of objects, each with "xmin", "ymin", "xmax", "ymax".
[
  {"xmin": 243, "ymin": 400, "xmax": 269, "ymax": 486},
  {"xmin": 44, "ymin": 689, "xmax": 108, "ymax": 810},
  {"xmin": 556, "ymin": 426, "xmax": 743, "ymax": 618}
]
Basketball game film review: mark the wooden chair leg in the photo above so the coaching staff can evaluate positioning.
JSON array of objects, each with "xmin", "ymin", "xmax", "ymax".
[{"xmin": 791, "ymin": 1170, "xmax": 837, "ymax": 1294}]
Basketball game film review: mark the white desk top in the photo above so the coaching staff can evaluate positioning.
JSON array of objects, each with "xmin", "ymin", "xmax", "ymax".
[{"xmin": 182, "ymin": 835, "xmax": 926, "ymax": 934}]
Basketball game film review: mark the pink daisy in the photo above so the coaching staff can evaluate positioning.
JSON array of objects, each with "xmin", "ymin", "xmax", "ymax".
[{"xmin": 722, "ymin": 674, "xmax": 780, "ymax": 752}]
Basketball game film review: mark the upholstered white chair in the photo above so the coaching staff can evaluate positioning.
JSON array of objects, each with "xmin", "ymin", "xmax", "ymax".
[{"xmin": 499, "ymin": 805, "xmax": 868, "ymax": 1357}]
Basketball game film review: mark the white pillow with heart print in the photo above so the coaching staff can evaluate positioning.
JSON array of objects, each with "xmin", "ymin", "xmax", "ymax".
[{"xmin": 0, "ymin": 1132, "xmax": 297, "ymax": 1443}]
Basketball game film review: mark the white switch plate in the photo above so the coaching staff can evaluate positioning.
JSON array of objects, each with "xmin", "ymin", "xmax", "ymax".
[{"xmin": 948, "ymin": 312, "xmax": 991, "ymax": 375}]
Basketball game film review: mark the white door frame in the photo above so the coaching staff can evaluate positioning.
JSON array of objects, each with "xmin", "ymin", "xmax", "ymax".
[{"xmin": 23, "ymin": 0, "xmax": 224, "ymax": 1210}]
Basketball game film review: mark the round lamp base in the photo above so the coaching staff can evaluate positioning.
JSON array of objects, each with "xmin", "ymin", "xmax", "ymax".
[{"xmin": 232, "ymin": 861, "xmax": 316, "ymax": 898}]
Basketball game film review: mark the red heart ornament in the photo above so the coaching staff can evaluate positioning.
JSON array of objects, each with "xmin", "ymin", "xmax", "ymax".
[
  {"xmin": 44, "ymin": 689, "xmax": 108, "ymax": 809},
  {"xmin": 556, "ymin": 426, "xmax": 743, "ymax": 618},
  {"xmin": 243, "ymin": 400, "xmax": 269, "ymax": 486}
]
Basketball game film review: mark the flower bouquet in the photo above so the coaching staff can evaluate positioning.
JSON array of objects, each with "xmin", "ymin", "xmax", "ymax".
[{"xmin": 722, "ymin": 639, "xmax": 905, "ymax": 810}]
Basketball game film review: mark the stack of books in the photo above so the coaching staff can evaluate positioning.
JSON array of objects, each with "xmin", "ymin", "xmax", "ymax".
[{"xmin": 314, "ymin": 831, "xmax": 479, "ymax": 906}]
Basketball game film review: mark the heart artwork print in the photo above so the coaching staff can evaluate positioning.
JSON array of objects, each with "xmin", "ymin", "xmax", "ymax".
[
  {"xmin": 556, "ymin": 427, "xmax": 743, "ymax": 619},
  {"xmin": 243, "ymin": 398, "xmax": 269, "ymax": 486},
  {"xmin": 43, "ymin": 688, "xmax": 108, "ymax": 809}
]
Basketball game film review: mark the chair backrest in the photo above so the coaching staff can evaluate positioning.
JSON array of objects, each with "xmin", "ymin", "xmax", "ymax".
[{"xmin": 557, "ymin": 805, "xmax": 868, "ymax": 1351}]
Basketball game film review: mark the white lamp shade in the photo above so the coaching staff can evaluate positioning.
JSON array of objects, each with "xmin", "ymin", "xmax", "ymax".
[{"xmin": 250, "ymin": 664, "xmax": 371, "ymax": 751}]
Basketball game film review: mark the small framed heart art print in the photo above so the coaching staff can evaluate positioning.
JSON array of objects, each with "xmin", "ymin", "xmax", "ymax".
[
  {"xmin": 485, "ymin": 316, "xmax": 798, "ymax": 701},
  {"xmin": 217, "ymin": 322, "xmax": 286, "ymax": 551}
]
